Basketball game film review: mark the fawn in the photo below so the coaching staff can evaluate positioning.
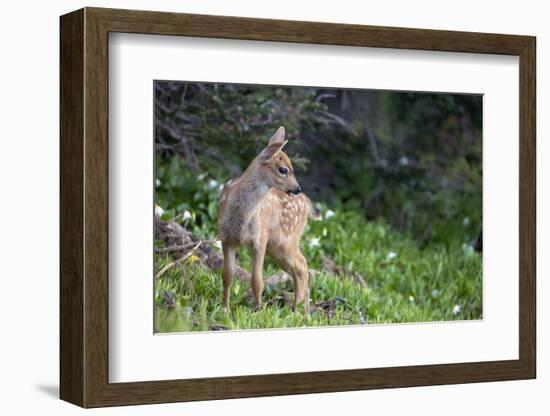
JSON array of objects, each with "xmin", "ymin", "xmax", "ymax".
[{"xmin": 217, "ymin": 127, "xmax": 315, "ymax": 313}]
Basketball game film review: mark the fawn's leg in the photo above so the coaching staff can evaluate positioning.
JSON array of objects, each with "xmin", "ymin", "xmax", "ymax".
[
  {"xmin": 251, "ymin": 239, "xmax": 267, "ymax": 310},
  {"xmin": 292, "ymin": 252, "xmax": 310, "ymax": 315},
  {"xmin": 268, "ymin": 244, "xmax": 310, "ymax": 314},
  {"xmin": 222, "ymin": 242, "xmax": 237, "ymax": 311}
]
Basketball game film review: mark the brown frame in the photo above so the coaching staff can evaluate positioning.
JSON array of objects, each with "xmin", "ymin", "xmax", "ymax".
[{"xmin": 60, "ymin": 7, "xmax": 536, "ymax": 408}]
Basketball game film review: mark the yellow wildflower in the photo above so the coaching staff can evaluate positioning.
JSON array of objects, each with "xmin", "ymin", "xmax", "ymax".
[{"xmin": 187, "ymin": 255, "xmax": 200, "ymax": 264}]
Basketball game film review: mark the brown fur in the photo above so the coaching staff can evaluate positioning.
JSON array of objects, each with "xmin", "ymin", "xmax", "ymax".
[{"xmin": 217, "ymin": 127, "xmax": 312, "ymax": 312}]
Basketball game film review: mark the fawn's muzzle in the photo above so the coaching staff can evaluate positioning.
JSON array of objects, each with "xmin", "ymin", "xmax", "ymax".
[{"xmin": 288, "ymin": 186, "xmax": 302, "ymax": 196}]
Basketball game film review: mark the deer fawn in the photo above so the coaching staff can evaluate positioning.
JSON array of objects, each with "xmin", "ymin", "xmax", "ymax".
[{"xmin": 217, "ymin": 127, "xmax": 315, "ymax": 314}]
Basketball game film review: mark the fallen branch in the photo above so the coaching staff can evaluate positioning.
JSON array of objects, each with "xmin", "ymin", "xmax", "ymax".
[
  {"xmin": 155, "ymin": 239, "xmax": 217, "ymax": 254},
  {"xmin": 154, "ymin": 241, "xmax": 198, "ymax": 254},
  {"xmin": 155, "ymin": 241, "xmax": 203, "ymax": 280},
  {"xmin": 335, "ymin": 296, "xmax": 367, "ymax": 324}
]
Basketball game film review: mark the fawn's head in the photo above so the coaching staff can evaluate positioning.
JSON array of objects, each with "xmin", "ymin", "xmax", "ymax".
[{"xmin": 251, "ymin": 127, "xmax": 302, "ymax": 196}]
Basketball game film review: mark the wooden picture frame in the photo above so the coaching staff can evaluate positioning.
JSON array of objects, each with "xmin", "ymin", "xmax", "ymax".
[{"xmin": 60, "ymin": 7, "xmax": 536, "ymax": 408}]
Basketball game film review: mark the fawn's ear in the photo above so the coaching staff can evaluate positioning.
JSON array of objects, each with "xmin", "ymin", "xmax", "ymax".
[
  {"xmin": 260, "ymin": 127, "xmax": 287, "ymax": 161},
  {"xmin": 260, "ymin": 140, "xmax": 288, "ymax": 161},
  {"xmin": 268, "ymin": 126, "xmax": 286, "ymax": 146}
]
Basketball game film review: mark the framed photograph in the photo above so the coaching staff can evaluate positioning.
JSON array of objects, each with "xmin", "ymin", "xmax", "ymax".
[{"xmin": 60, "ymin": 7, "xmax": 536, "ymax": 407}]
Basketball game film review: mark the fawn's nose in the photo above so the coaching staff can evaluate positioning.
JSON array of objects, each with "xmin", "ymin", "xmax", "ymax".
[{"xmin": 294, "ymin": 186, "xmax": 302, "ymax": 195}]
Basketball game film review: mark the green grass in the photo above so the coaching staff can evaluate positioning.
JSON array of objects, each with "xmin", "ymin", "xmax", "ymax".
[{"xmin": 154, "ymin": 208, "xmax": 482, "ymax": 332}]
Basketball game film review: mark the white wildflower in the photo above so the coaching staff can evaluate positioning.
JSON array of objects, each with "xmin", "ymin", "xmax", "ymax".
[
  {"xmin": 308, "ymin": 237, "xmax": 321, "ymax": 249},
  {"xmin": 154, "ymin": 204, "xmax": 164, "ymax": 217},
  {"xmin": 408, "ymin": 295, "xmax": 415, "ymax": 303},
  {"xmin": 182, "ymin": 210, "xmax": 192, "ymax": 221},
  {"xmin": 155, "ymin": 178, "xmax": 161, "ymax": 187},
  {"xmin": 462, "ymin": 216, "xmax": 470, "ymax": 226},
  {"xmin": 452, "ymin": 304, "xmax": 462, "ymax": 316},
  {"xmin": 207, "ymin": 179, "xmax": 218, "ymax": 189},
  {"xmin": 431, "ymin": 289, "xmax": 440, "ymax": 298},
  {"xmin": 324, "ymin": 209, "xmax": 336, "ymax": 220},
  {"xmin": 462, "ymin": 243, "xmax": 475, "ymax": 256},
  {"xmin": 197, "ymin": 173, "xmax": 207, "ymax": 181},
  {"xmin": 386, "ymin": 251, "xmax": 397, "ymax": 261},
  {"xmin": 214, "ymin": 240, "xmax": 222, "ymax": 250},
  {"xmin": 398, "ymin": 156, "xmax": 409, "ymax": 166}
]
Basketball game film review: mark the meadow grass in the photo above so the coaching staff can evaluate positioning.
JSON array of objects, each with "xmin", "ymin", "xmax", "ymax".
[{"xmin": 154, "ymin": 209, "xmax": 482, "ymax": 332}]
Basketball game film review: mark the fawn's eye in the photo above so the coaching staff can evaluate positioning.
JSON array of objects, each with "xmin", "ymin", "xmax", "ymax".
[{"xmin": 278, "ymin": 167, "xmax": 288, "ymax": 176}]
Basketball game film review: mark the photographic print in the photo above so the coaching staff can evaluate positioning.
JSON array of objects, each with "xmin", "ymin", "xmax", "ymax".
[{"xmin": 154, "ymin": 81, "xmax": 482, "ymax": 333}]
